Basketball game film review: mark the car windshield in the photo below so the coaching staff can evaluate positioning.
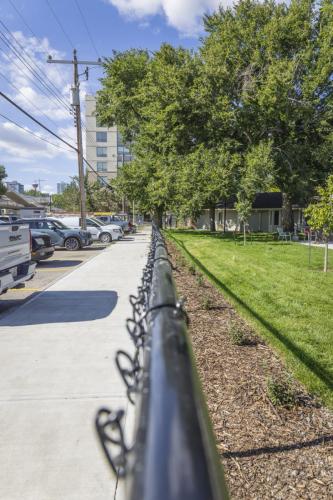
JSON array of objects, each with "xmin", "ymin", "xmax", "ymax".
[
  {"xmin": 51, "ymin": 220, "xmax": 70, "ymax": 229},
  {"xmin": 90, "ymin": 217, "xmax": 105, "ymax": 226}
]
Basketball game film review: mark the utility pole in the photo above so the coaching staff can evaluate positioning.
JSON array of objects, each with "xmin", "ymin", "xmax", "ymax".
[{"xmin": 47, "ymin": 50, "xmax": 102, "ymax": 229}]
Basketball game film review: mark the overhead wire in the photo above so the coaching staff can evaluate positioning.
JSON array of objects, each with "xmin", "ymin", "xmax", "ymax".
[
  {"xmin": 0, "ymin": 19, "xmax": 72, "ymax": 112},
  {"xmin": 0, "ymin": 90, "xmax": 77, "ymax": 151},
  {"xmin": 2, "ymin": 4, "xmax": 111, "ymax": 191},
  {"xmin": 44, "ymin": 0, "xmax": 74, "ymax": 50},
  {"xmin": 73, "ymin": 0, "xmax": 100, "ymax": 59},
  {"xmin": 7, "ymin": 0, "xmax": 39, "ymax": 38},
  {"xmin": 0, "ymin": 88, "xmax": 112, "ymax": 189},
  {"xmin": 0, "ymin": 29, "xmax": 73, "ymax": 115},
  {"xmin": 0, "ymin": 112, "xmax": 75, "ymax": 153},
  {"xmin": 6, "ymin": 0, "xmax": 73, "ymax": 110},
  {"xmin": 0, "ymin": 71, "xmax": 76, "ymax": 144}
]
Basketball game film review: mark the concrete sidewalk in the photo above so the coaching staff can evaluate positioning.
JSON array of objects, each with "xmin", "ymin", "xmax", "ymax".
[
  {"xmin": 300, "ymin": 241, "xmax": 333, "ymax": 250},
  {"xmin": 0, "ymin": 231, "xmax": 150, "ymax": 500}
]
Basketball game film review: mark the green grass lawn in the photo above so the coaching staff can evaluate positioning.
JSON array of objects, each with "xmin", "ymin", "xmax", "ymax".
[{"xmin": 167, "ymin": 230, "xmax": 333, "ymax": 409}]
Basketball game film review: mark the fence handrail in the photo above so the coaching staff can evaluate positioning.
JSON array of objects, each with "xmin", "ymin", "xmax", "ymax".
[{"xmin": 96, "ymin": 226, "xmax": 229, "ymax": 499}]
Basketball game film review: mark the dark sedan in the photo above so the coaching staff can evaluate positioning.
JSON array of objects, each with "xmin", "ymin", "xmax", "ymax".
[{"xmin": 31, "ymin": 231, "xmax": 54, "ymax": 262}]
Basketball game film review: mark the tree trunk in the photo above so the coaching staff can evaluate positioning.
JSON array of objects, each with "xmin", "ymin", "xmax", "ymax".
[
  {"xmin": 153, "ymin": 207, "xmax": 163, "ymax": 229},
  {"xmin": 281, "ymin": 193, "xmax": 294, "ymax": 231},
  {"xmin": 243, "ymin": 222, "xmax": 246, "ymax": 246},
  {"xmin": 209, "ymin": 205, "xmax": 216, "ymax": 232},
  {"xmin": 324, "ymin": 239, "xmax": 328, "ymax": 273}
]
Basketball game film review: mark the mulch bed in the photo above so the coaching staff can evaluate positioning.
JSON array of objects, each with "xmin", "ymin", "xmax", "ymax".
[{"xmin": 168, "ymin": 241, "xmax": 333, "ymax": 500}]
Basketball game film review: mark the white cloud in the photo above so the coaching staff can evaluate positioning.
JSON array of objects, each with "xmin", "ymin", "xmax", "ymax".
[
  {"xmin": 41, "ymin": 184, "xmax": 54, "ymax": 194},
  {"xmin": 0, "ymin": 122, "xmax": 75, "ymax": 161},
  {"xmin": 107, "ymin": 0, "xmax": 225, "ymax": 35}
]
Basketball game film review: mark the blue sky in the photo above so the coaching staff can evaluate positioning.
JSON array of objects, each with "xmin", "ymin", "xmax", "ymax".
[{"xmin": 0, "ymin": 0, "xmax": 224, "ymax": 193}]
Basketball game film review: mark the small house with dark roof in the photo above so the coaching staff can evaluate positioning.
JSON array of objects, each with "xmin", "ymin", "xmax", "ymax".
[{"xmin": 197, "ymin": 192, "xmax": 304, "ymax": 232}]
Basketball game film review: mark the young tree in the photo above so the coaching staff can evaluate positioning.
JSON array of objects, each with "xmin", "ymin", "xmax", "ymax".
[
  {"xmin": 24, "ymin": 189, "xmax": 44, "ymax": 197},
  {"xmin": 236, "ymin": 141, "xmax": 275, "ymax": 244},
  {"xmin": 304, "ymin": 174, "xmax": 333, "ymax": 272},
  {"xmin": 86, "ymin": 180, "xmax": 119, "ymax": 212},
  {"xmin": 52, "ymin": 178, "xmax": 80, "ymax": 212}
]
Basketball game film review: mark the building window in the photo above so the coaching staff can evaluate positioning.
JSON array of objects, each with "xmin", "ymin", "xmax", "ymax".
[
  {"xmin": 96, "ymin": 147, "xmax": 107, "ymax": 157},
  {"xmin": 97, "ymin": 162, "xmax": 107, "ymax": 172},
  {"xmin": 96, "ymin": 131, "xmax": 107, "ymax": 142},
  {"xmin": 274, "ymin": 210, "xmax": 279, "ymax": 226},
  {"xmin": 124, "ymin": 155, "xmax": 132, "ymax": 163},
  {"xmin": 117, "ymin": 132, "xmax": 124, "ymax": 147}
]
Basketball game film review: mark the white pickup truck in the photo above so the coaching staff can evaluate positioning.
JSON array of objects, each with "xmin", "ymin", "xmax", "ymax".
[{"xmin": 0, "ymin": 222, "xmax": 36, "ymax": 295}]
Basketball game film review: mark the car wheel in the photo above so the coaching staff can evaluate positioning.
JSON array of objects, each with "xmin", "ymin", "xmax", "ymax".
[
  {"xmin": 64, "ymin": 237, "xmax": 81, "ymax": 251},
  {"xmin": 99, "ymin": 232, "xmax": 112, "ymax": 244}
]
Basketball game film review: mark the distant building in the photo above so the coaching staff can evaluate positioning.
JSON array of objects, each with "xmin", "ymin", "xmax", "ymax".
[
  {"xmin": 85, "ymin": 95, "xmax": 134, "ymax": 185},
  {"xmin": 6, "ymin": 180, "xmax": 24, "ymax": 194},
  {"xmin": 197, "ymin": 192, "xmax": 304, "ymax": 232},
  {"xmin": 57, "ymin": 182, "xmax": 68, "ymax": 194}
]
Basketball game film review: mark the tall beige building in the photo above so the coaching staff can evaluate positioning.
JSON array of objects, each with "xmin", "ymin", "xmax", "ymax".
[{"xmin": 85, "ymin": 95, "xmax": 133, "ymax": 184}]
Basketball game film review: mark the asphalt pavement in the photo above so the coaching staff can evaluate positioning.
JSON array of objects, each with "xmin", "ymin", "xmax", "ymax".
[
  {"xmin": 0, "ymin": 244, "xmax": 108, "ymax": 316},
  {"xmin": 0, "ymin": 231, "xmax": 150, "ymax": 500}
]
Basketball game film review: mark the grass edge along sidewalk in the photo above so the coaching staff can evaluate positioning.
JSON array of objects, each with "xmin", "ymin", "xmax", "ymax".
[{"xmin": 166, "ymin": 230, "xmax": 333, "ymax": 410}]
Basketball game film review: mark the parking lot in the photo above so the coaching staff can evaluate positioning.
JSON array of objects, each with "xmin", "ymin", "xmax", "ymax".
[
  {"xmin": 0, "ymin": 231, "xmax": 150, "ymax": 500},
  {"xmin": 0, "ymin": 242, "xmax": 108, "ymax": 316}
]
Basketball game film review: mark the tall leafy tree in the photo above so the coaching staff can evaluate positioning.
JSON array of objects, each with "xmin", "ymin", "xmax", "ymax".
[{"xmin": 202, "ymin": 0, "xmax": 333, "ymax": 230}]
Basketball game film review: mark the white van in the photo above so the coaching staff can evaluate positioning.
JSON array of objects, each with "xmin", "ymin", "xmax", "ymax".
[{"xmin": 54, "ymin": 216, "xmax": 123, "ymax": 243}]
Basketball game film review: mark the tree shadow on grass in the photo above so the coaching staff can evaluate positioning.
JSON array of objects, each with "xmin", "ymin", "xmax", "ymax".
[{"xmin": 172, "ymin": 237, "xmax": 333, "ymax": 393}]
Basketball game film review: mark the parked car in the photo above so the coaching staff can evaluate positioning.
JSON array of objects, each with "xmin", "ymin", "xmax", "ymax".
[
  {"xmin": 16, "ymin": 218, "xmax": 93, "ymax": 251},
  {"xmin": 31, "ymin": 231, "xmax": 54, "ymax": 262},
  {"xmin": 94, "ymin": 214, "xmax": 130, "ymax": 232},
  {"xmin": 89, "ymin": 217, "xmax": 125, "ymax": 240},
  {"xmin": 0, "ymin": 215, "xmax": 20, "ymax": 223},
  {"xmin": 0, "ymin": 220, "xmax": 36, "ymax": 294},
  {"xmin": 58, "ymin": 216, "xmax": 123, "ymax": 243}
]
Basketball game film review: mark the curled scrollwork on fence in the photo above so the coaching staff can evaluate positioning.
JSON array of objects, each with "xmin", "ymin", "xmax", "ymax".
[{"xmin": 95, "ymin": 228, "xmax": 164, "ymax": 476}]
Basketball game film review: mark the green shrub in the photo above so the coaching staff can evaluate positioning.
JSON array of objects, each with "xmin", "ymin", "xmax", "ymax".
[
  {"xmin": 267, "ymin": 375, "xmax": 297, "ymax": 407},
  {"xmin": 188, "ymin": 264, "xmax": 196, "ymax": 275},
  {"xmin": 196, "ymin": 273, "xmax": 205, "ymax": 286},
  {"xmin": 229, "ymin": 324, "xmax": 249, "ymax": 345},
  {"xmin": 202, "ymin": 297, "xmax": 213, "ymax": 310}
]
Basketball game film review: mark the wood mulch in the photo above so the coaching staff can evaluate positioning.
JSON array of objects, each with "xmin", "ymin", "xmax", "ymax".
[{"xmin": 168, "ymin": 241, "xmax": 333, "ymax": 500}]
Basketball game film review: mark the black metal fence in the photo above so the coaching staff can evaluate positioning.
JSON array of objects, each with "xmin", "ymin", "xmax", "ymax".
[{"xmin": 95, "ymin": 226, "xmax": 229, "ymax": 500}]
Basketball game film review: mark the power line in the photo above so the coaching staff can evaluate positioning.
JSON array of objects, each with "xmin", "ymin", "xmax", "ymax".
[
  {"xmin": 0, "ymin": 90, "xmax": 77, "ymax": 151},
  {"xmin": 8, "ymin": 0, "xmax": 39, "ymax": 40},
  {"xmin": 0, "ymin": 71, "xmax": 75, "ymax": 144},
  {"xmin": 73, "ymin": 0, "xmax": 100, "ymax": 59},
  {"xmin": 0, "ymin": 20, "xmax": 72, "ymax": 112},
  {"xmin": 0, "ymin": 29, "xmax": 72, "ymax": 115},
  {"xmin": 45, "ymin": 0, "xmax": 74, "ymax": 50},
  {"xmin": 7, "ymin": 0, "xmax": 74, "ymax": 108},
  {"xmin": 0, "ymin": 112, "xmax": 75, "ymax": 153},
  {"xmin": 0, "ymin": 89, "xmax": 110, "ymax": 189},
  {"xmin": 83, "ymin": 156, "xmax": 113, "ymax": 190}
]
